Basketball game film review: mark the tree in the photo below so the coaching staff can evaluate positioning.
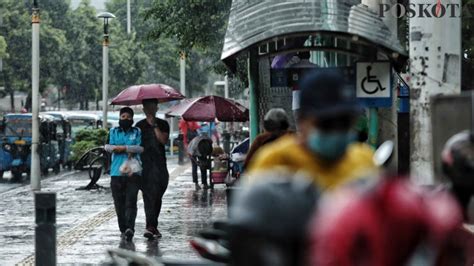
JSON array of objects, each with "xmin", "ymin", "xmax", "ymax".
[
  {"xmin": 144, "ymin": 0, "xmax": 232, "ymax": 52},
  {"xmin": 0, "ymin": 0, "xmax": 70, "ymax": 111},
  {"xmin": 0, "ymin": 36, "xmax": 6, "ymax": 58},
  {"xmin": 106, "ymin": 0, "xmax": 215, "ymax": 97},
  {"xmin": 62, "ymin": 0, "xmax": 102, "ymax": 109},
  {"xmin": 144, "ymin": 0, "xmax": 248, "ymax": 89}
]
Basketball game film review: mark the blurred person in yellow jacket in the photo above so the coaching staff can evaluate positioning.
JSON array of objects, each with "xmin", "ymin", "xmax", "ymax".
[{"xmin": 246, "ymin": 70, "xmax": 376, "ymax": 190}]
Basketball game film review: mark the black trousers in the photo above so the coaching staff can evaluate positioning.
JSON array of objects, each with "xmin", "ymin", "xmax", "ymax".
[
  {"xmin": 140, "ymin": 166, "xmax": 169, "ymax": 230},
  {"xmin": 191, "ymin": 156, "xmax": 208, "ymax": 185},
  {"xmin": 111, "ymin": 176, "xmax": 139, "ymax": 233}
]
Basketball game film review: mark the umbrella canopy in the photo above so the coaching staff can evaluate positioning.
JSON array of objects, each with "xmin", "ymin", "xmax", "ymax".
[
  {"xmin": 166, "ymin": 95, "xmax": 249, "ymax": 122},
  {"xmin": 111, "ymin": 83, "xmax": 185, "ymax": 106}
]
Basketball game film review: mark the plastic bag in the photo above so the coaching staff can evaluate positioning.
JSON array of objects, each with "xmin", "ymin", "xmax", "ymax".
[{"xmin": 120, "ymin": 157, "xmax": 142, "ymax": 176}]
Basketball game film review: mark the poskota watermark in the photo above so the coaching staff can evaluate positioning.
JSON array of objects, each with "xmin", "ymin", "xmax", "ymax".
[{"xmin": 378, "ymin": 1, "xmax": 467, "ymax": 18}]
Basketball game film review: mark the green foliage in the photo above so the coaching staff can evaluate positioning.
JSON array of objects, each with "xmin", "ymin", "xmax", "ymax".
[
  {"xmin": 74, "ymin": 128, "xmax": 108, "ymax": 143},
  {"xmin": 70, "ymin": 140, "xmax": 97, "ymax": 162},
  {"xmin": 143, "ymin": 0, "xmax": 245, "ymax": 90},
  {"xmin": 61, "ymin": 0, "xmax": 102, "ymax": 108},
  {"xmin": 145, "ymin": 0, "xmax": 232, "ymax": 52},
  {"xmin": 0, "ymin": 36, "xmax": 7, "ymax": 58},
  {"xmin": 71, "ymin": 128, "xmax": 108, "ymax": 162},
  {"xmin": 0, "ymin": 0, "xmax": 235, "ymax": 111},
  {"xmin": 106, "ymin": 0, "xmax": 218, "ymax": 97}
]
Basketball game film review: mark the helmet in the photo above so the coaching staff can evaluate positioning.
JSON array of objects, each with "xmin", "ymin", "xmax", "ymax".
[
  {"xmin": 229, "ymin": 172, "xmax": 318, "ymax": 239},
  {"xmin": 228, "ymin": 172, "xmax": 319, "ymax": 266},
  {"xmin": 308, "ymin": 179, "xmax": 462, "ymax": 266},
  {"xmin": 441, "ymin": 130, "xmax": 474, "ymax": 189}
]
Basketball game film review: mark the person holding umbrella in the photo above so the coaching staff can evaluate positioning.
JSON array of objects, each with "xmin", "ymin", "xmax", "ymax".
[
  {"xmin": 111, "ymin": 84, "xmax": 184, "ymax": 240},
  {"xmin": 135, "ymin": 99, "xmax": 170, "ymax": 239}
]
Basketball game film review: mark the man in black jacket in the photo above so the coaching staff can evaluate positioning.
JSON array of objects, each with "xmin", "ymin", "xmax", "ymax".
[{"xmin": 136, "ymin": 99, "xmax": 169, "ymax": 239}]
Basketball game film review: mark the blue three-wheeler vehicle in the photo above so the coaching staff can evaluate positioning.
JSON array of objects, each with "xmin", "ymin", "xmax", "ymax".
[{"xmin": 0, "ymin": 113, "xmax": 61, "ymax": 181}]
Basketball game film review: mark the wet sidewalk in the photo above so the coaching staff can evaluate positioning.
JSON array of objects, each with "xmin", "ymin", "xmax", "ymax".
[{"xmin": 0, "ymin": 158, "xmax": 228, "ymax": 265}]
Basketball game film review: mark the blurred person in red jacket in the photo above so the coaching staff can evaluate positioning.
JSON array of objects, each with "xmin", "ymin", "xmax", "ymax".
[
  {"xmin": 436, "ymin": 130, "xmax": 474, "ymax": 265},
  {"xmin": 179, "ymin": 118, "xmax": 200, "ymax": 148},
  {"xmin": 307, "ymin": 176, "xmax": 462, "ymax": 266}
]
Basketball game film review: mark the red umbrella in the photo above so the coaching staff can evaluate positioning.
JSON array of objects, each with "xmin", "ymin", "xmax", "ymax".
[
  {"xmin": 111, "ymin": 83, "xmax": 184, "ymax": 106},
  {"xmin": 166, "ymin": 95, "xmax": 249, "ymax": 122}
]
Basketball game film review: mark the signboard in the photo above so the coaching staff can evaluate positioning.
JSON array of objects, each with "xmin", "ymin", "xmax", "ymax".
[
  {"xmin": 270, "ymin": 64, "xmax": 392, "ymax": 108},
  {"xmin": 356, "ymin": 61, "xmax": 392, "ymax": 107}
]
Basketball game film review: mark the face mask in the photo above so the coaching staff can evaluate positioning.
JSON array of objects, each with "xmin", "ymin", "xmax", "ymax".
[
  {"xmin": 119, "ymin": 119, "xmax": 133, "ymax": 130},
  {"xmin": 307, "ymin": 129, "xmax": 355, "ymax": 161}
]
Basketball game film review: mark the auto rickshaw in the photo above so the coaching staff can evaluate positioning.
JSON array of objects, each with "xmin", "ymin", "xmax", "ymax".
[
  {"xmin": 0, "ymin": 113, "xmax": 61, "ymax": 181},
  {"xmin": 45, "ymin": 112, "xmax": 73, "ymax": 169},
  {"xmin": 65, "ymin": 112, "xmax": 102, "ymax": 139}
]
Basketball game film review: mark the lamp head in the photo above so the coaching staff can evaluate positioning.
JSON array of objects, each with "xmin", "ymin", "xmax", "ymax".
[
  {"xmin": 97, "ymin": 12, "xmax": 115, "ymax": 35},
  {"xmin": 97, "ymin": 12, "xmax": 116, "ymax": 20}
]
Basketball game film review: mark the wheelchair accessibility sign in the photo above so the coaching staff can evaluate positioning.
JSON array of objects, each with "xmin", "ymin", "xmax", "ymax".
[{"xmin": 356, "ymin": 61, "xmax": 392, "ymax": 108}]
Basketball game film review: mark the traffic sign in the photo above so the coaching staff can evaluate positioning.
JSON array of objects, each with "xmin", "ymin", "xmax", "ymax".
[{"xmin": 356, "ymin": 61, "xmax": 392, "ymax": 107}]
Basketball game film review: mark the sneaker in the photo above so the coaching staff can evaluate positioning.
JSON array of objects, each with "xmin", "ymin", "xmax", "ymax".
[
  {"xmin": 124, "ymin": 228, "xmax": 134, "ymax": 241},
  {"xmin": 143, "ymin": 228, "xmax": 155, "ymax": 240},
  {"xmin": 195, "ymin": 183, "xmax": 201, "ymax": 190},
  {"xmin": 202, "ymin": 184, "xmax": 209, "ymax": 190},
  {"xmin": 155, "ymin": 229, "xmax": 162, "ymax": 238}
]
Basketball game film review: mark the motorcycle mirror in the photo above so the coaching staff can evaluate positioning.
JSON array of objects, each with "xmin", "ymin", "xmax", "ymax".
[{"xmin": 373, "ymin": 140, "xmax": 394, "ymax": 167}]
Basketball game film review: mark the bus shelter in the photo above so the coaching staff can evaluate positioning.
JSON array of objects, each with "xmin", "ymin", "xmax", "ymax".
[{"xmin": 221, "ymin": 0, "xmax": 408, "ymax": 149}]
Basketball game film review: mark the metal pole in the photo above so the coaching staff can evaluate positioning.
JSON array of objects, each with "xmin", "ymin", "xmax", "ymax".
[
  {"xmin": 170, "ymin": 118, "xmax": 175, "ymax": 156},
  {"xmin": 409, "ymin": 0, "xmax": 461, "ymax": 185},
  {"xmin": 35, "ymin": 192, "xmax": 56, "ymax": 266},
  {"xmin": 248, "ymin": 50, "xmax": 259, "ymax": 142},
  {"xmin": 180, "ymin": 52, "xmax": 186, "ymax": 96},
  {"xmin": 224, "ymin": 75, "xmax": 229, "ymax": 133},
  {"xmin": 102, "ymin": 34, "xmax": 109, "ymax": 129},
  {"xmin": 368, "ymin": 108, "xmax": 378, "ymax": 149},
  {"xmin": 126, "ymin": 0, "xmax": 131, "ymax": 35},
  {"xmin": 31, "ymin": 1, "xmax": 41, "ymax": 190},
  {"xmin": 224, "ymin": 75, "xmax": 229, "ymax": 99}
]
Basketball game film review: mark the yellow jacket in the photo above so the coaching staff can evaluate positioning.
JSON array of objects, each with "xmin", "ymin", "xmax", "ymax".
[{"xmin": 246, "ymin": 135, "xmax": 376, "ymax": 190}]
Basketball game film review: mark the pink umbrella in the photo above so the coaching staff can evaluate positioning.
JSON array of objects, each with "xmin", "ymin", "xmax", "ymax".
[
  {"xmin": 166, "ymin": 95, "xmax": 249, "ymax": 122},
  {"xmin": 111, "ymin": 83, "xmax": 184, "ymax": 106}
]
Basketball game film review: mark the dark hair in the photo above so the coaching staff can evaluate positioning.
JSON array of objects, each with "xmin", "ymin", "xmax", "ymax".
[
  {"xmin": 142, "ymin": 99, "xmax": 158, "ymax": 105},
  {"xmin": 119, "ymin": 107, "xmax": 134, "ymax": 116},
  {"xmin": 263, "ymin": 108, "xmax": 290, "ymax": 132}
]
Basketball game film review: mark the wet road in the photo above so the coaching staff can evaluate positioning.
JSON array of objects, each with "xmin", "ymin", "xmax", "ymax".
[{"xmin": 0, "ymin": 159, "xmax": 228, "ymax": 264}]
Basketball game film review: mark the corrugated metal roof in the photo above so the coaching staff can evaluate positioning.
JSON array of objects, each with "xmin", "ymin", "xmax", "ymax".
[{"xmin": 221, "ymin": 0, "xmax": 406, "ymax": 67}]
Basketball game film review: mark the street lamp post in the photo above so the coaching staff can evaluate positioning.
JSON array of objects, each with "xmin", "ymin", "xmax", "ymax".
[
  {"xmin": 97, "ymin": 12, "xmax": 115, "ymax": 130},
  {"xmin": 127, "ymin": 0, "xmax": 131, "ymax": 35},
  {"xmin": 31, "ymin": 0, "xmax": 41, "ymax": 190}
]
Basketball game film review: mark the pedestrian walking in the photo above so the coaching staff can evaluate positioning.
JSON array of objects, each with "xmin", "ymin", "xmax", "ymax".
[
  {"xmin": 136, "ymin": 99, "xmax": 170, "ymax": 239},
  {"xmin": 104, "ymin": 107, "xmax": 143, "ymax": 241},
  {"xmin": 246, "ymin": 70, "xmax": 376, "ymax": 191},
  {"xmin": 187, "ymin": 134, "xmax": 213, "ymax": 190}
]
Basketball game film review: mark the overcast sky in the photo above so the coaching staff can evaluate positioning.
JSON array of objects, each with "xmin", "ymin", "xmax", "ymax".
[{"xmin": 70, "ymin": 0, "xmax": 106, "ymax": 11}]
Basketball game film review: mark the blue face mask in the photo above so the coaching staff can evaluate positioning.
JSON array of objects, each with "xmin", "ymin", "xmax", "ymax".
[{"xmin": 307, "ymin": 129, "xmax": 356, "ymax": 161}]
